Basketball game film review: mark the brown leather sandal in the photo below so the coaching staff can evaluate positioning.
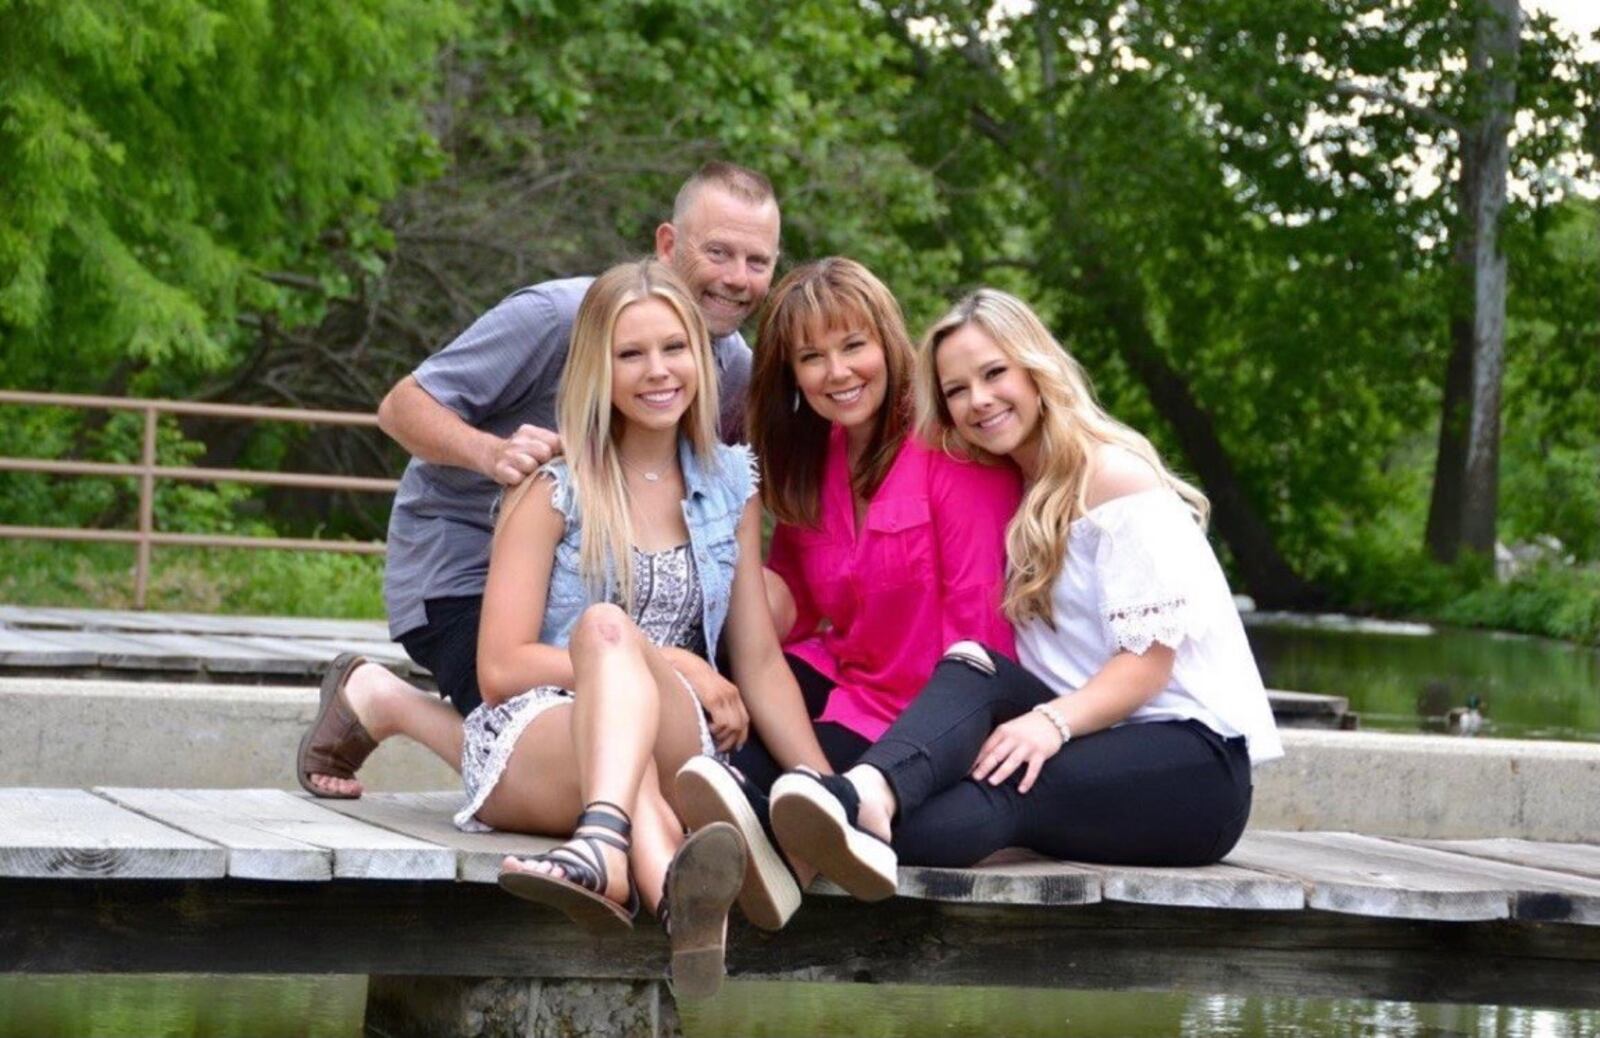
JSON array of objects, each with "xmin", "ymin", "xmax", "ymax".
[{"xmin": 296, "ymin": 653, "xmax": 379, "ymax": 799}]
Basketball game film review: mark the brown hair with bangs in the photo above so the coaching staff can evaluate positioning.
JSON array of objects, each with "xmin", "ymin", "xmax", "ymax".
[{"xmin": 749, "ymin": 257, "xmax": 914, "ymax": 527}]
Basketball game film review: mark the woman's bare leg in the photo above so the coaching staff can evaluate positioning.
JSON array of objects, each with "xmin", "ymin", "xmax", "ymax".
[
  {"xmin": 487, "ymin": 604, "xmax": 712, "ymax": 911},
  {"xmin": 631, "ymin": 760, "xmax": 684, "ymax": 913},
  {"xmin": 307, "ymin": 663, "xmax": 463, "ymax": 798}
]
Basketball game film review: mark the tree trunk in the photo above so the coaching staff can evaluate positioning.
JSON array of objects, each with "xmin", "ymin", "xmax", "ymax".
[
  {"xmin": 1425, "ymin": 0, "xmax": 1519, "ymax": 562},
  {"xmin": 1099, "ymin": 278, "xmax": 1326, "ymax": 610}
]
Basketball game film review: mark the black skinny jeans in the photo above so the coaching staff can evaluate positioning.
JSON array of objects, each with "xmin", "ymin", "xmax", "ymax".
[
  {"xmin": 729, "ymin": 653, "xmax": 871, "ymax": 791},
  {"xmin": 857, "ymin": 645, "xmax": 1254, "ymax": 868}
]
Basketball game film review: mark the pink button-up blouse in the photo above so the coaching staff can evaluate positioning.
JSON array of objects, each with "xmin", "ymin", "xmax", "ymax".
[{"xmin": 768, "ymin": 424, "xmax": 1022, "ymax": 741}]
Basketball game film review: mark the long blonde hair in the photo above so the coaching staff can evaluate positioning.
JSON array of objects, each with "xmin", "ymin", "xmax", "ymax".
[
  {"xmin": 502, "ymin": 259, "xmax": 718, "ymax": 610},
  {"xmin": 917, "ymin": 288, "xmax": 1209, "ymax": 627}
]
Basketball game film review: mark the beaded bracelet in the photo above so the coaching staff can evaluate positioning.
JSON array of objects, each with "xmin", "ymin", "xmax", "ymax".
[{"xmin": 1030, "ymin": 702, "xmax": 1073, "ymax": 747}]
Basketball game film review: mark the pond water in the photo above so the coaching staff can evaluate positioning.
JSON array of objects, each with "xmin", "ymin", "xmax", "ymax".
[
  {"xmin": 1245, "ymin": 616, "xmax": 1600, "ymax": 742},
  {"xmin": 3, "ymin": 976, "xmax": 1598, "ymax": 1038}
]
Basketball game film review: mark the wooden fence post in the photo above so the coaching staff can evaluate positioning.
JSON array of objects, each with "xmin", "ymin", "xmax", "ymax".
[{"xmin": 135, "ymin": 406, "xmax": 157, "ymax": 609}]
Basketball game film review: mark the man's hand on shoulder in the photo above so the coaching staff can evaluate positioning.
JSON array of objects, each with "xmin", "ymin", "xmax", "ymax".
[
  {"xmin": 379, "ymin": 375, "xmax": 564, "ymax": 482},
  {"xmin": 489, "ymin": 424, "xmax": 563, "ymax": 486}
]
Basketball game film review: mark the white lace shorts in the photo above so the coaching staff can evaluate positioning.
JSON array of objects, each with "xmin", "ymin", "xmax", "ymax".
[{"xmin": 453, "ymin": 671, "xmax": 719, "ymax": 832}]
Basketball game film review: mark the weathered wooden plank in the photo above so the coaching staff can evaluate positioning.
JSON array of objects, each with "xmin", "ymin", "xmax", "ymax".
[
  {"xmin": 0, "ymin": 605, "xmax": 389, "ymax": 647},
  {"xmin": 178, "ymin": 614, "xmax": 390, "ymax": 641},
  {"xmin": 0, "ymin": 628, "xmax": 98, "ymax": 667},
  {"xmin": 1406, "ymin": 837, "xmax": 1600, "ymax": 883},
  {"xmin": 76, "ymin": 609, "xmax": 228, "ymax": 633},
  {"xmin": 304, "ymin": 640, "xmax": 418, "ymax": 666},
  {"xmin": 0, "ymin": 789, "xmax": 224, "ymax": 879},
  {"xmin": 1092, "ymin": 861, "xmax": 1305, "ymax": 911},
  {"xmin": 223, "ymin": 638, "xmax": 421, "ymax": 678},
  {"xmin": 1227, "ymin": 831, "xmax": 1506, "ymax": 921},
  {"xmin": 0, "ymin": 606, "xmax": 419, "ymax": 680},
  {"xmin": 313, "ymin": 792, "xmax": 559, "ymax": 882},
  {"xmin": 883, "ymin": 846, "xmax": 1302, "ymax": 911},
  {"xmin": 5, "ymin": 629, "xmax": 201, "ymax": 670},
  {"xmin": 1362, "ymin": 837, "xmax": 1600, "ymax": 926},
  {"xmin": 0, "ymin": 606, "xmax": 389, "ymax": 642},
  {"xmin": 1225, "ymin": 831, "xmax": 1600, "ymax": 924},
  {"xmin": 811, "ymin": 859, "xmax": 1103, "ymax": 907},
  {"xmin": 95, "ymin": 788, "xmax": 333, "ymax": 881},
  {"xmin": 96, "ymin": 787, "xmax": 456, "ymax": 880},
  {"xmin": 1266, "ymin": 689, "xmax": 1349, "ymax": 729},
  {"xmin": 100, "ymin": 633, "xmax": 312, "ymax": 674},
  {"xmin": 215, "ymin": 634, "xmax": 352, "ymax": 662},
  {"xmin": 227, "ymin": 636, "xmax": 417, "ymax": 670},
  {"xmin": 241, "ymin": 796, "xmax": 455, "ymax": 880},
  {"xmin": 0, "ymin": 605, "xmax": 80, "ymax": 630}
]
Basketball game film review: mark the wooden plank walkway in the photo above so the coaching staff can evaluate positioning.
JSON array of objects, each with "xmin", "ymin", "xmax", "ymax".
[
  {"xmin": 1, "ymin": 788, "xmax": 1594, "ymax": 921},
  {"xmin": 0, "ymin": 606, "xmax": 1349, "ymax": 724},
  {"xmin": 3, "ymin": 788, "xmax": 1599, "ymax": 1017},
  {"xmin": 0, "ymin": 605, "xmax": 417, "ymax": 679}
]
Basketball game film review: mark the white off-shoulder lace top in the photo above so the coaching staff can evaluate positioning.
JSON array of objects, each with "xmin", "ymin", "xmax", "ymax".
[{"xmin": 1015, "ymin": 487, "xmax": 1284, "ymax": 765}]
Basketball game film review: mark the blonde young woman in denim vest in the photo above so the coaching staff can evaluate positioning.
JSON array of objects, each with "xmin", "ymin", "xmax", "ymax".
[{"xmin": 455, "ymin": 259, "xmax": 830, "ymax": 998}]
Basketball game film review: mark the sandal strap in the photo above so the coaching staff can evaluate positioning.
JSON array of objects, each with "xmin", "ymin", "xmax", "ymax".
[
  {"xmin": 534, "ymin": 845, "xmax": 603, "ymax": 892},
  {"xmin": 795, "ymin": 767, "xmax": 862, "ymax": 829},
  {"xmin": 531, "ymin": 834, "xmax": 617, "ymax": 894},
  {"xmin": 575, "ymin": 801, "xmax": 633, "ymax": 840},
  {"xmin": 580, "ymin": 830, "xmax": 630, "ymax": 855},
  {"xmin": 506, "ymin": 834, "xmax": 641, "ymax": 923}
]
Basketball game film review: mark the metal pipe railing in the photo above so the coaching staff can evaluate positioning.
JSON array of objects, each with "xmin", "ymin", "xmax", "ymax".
[{"xmin": 0, "ymin": 389, "xmax": 398, "ymax": 608}]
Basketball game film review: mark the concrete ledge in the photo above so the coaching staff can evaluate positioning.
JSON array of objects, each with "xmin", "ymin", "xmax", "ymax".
[
  {"xmin": 0, "ymin": 677, "xmax": 457, "ymax": 793},
  {"xmin": 3, "ymin": 677, "xmax": 1596, "ymax": 841},
  {"xmin": 1255, "ymin": 728, "xmax": 1600, "ymax": 841}
]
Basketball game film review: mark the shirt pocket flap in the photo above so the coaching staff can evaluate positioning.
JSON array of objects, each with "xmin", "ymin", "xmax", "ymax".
[{"xmin": 864, "ymin": 495, "xmax": 932, "ymax": 534}]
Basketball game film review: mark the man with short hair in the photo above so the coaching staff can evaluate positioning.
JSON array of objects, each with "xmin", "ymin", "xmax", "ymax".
[{"xmin": 299, "ymin": 162, "xmax": 781, "ymax": 798}]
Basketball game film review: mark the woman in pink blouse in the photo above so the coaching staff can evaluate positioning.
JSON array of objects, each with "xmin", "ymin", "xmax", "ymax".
[{"xmin": 675, "ymin": 257, "xmax": 1019, "ymax": 930}]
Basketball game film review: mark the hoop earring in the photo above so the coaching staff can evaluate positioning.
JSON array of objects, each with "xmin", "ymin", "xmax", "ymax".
[{"xmin": 792, "ymin": 390, "xmax": 800, "ymax": 414}]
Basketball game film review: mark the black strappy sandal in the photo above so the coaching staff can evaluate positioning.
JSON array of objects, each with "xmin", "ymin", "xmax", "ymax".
[
  {"xmin": 498, "ymin": 800, "xmax": 641, "ymax": 934},
  {"xmin": 657, "ymin": 821, "xmax": 746, "ymax": 1000}
]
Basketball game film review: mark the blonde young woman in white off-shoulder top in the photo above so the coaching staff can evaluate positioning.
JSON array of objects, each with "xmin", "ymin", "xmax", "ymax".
[{"xmin": 763, "ymin": 288, "xmax": 1282, "ymax": 901}]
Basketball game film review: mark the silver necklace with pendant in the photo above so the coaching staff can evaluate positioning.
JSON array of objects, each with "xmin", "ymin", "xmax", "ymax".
[{"xmin": 622, "ymin": 457, "xmax": 666, "ymax": 483}]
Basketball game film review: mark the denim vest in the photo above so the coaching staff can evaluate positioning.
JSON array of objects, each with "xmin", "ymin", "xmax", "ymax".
[{"xmin": 536, "ymin": 439, "xmax": 754, "ymax": 662}]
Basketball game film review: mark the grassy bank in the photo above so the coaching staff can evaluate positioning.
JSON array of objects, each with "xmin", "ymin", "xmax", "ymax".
[
  {"xmin": 2, "ymin": 537, "xmax": 1595, "ymax": 649},
  {"xmin": 1327, "ymin": 546, "xmax": 1600, "ymax": 647},
  {"xmin": 0, "ymin": 541, "xmax": 384, "ymax": 619}
]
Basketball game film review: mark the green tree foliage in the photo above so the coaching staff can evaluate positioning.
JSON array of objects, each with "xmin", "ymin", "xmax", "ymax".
[
  {"xmin": 2, "ymin": 0, "xmax": 1596, "ymax": 638},
  {"xmin": 871, "ymin": 0, "xmax": 1595, "ymax": 606},
  {"xmin": 0, "ymin": 0, "xmax": 459, "ymax": 389},
  {"xmin": 1501, "ymin": 199, "xmax": 1600, "ymax": 561},
  {"xmin": 211, "ymin": 0, "xmax": 950, "ymax": 536}
]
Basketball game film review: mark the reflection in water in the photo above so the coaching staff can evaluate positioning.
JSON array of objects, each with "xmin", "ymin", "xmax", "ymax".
[
  {"xmin": 1245, "ymin": 620, "xmax": 1600, "ymax": 742},
  {"xmin": 683, "ymin": 983, "xmax": 1600, "ymax": 1038},
  {"xmin": 0, "ymin": 975, "xmax": 365, "ymax": 1038},
  {"xmin": 2, "ymin": 976, "xmax": 1598, "ymax": 1037}
]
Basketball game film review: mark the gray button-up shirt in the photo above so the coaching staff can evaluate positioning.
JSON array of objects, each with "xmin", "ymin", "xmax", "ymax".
[{"xmin": 382, "ymin": 276, "xmax": 753, "ymax": 638}]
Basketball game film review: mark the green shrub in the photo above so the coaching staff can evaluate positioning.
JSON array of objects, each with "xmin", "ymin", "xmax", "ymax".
[{"xmin": 1439, "ymin": 564, "xmax": 1600, "ymax": 645}]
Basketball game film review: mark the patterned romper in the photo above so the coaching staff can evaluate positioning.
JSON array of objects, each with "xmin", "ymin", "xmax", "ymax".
[{"xmin": 454, "ymin": 543, "xmax": 719, "ymax": 831}]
